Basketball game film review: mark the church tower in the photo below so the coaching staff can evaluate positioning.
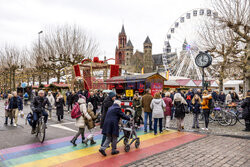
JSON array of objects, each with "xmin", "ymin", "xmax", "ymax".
[
  {"xmin": 125, "ymin": 39, "xmax": 133, "ymax": 66},
  {"xmin": 143, "ymin": 36, "xmax": 153, "ymax": 73},
  {"xmin": 115, "ymin": 25, "xmax": 127, "ymax": 65}
]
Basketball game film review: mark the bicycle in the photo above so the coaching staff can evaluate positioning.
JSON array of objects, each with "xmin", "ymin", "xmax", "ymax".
[
  {"xmin": 35, "ymin": 112, "xmax": 46, "ymax": 143},
  {"xmin": 225, "ymin": 102, "xmax": 245, "ymax": 126}
]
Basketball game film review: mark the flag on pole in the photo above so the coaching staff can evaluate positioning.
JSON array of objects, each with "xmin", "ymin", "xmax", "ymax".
[
  {"xmin": 141, "ymin": 67, "xmax": 144, "ymax": 74},
  {"xmin": 166, "ymin": 70, "xmax": 169, "ymax": 80}
]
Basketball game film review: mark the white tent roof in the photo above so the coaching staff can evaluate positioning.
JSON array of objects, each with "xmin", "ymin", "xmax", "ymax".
[
  {"xmin": 185, "ymin": 80, "xmax": 197, "ymax": 87},
  {"xmin": 224, "ymin": 80, "xmax": 243, "ymax": 85}
]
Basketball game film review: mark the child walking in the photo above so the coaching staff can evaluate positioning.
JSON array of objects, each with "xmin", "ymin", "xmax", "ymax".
[
  {"xmin": 82, "ymin": 102, "xmax": 98, "ymax": 145},
  {"xmin": 191, "ymin": 94, "xmax": 201, "ymax": 129}
]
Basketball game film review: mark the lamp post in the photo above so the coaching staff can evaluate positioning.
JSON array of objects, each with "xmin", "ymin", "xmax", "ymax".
[{"xmin": 38, "ymin": 31, "xmax": 43, "ymax": 85}]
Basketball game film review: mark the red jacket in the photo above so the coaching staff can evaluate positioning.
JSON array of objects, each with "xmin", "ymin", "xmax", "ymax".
[{"xmin": 163, "ymin": 97, "xmax": 173, "ymax": 116}]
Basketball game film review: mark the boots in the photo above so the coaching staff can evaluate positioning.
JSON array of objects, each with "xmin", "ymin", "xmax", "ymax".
[
  {"xmin": 90, "ymin": 139, "xmax": 96, "ymax": 145},
  {"xmin": 4, "ymin": 117, "xmax": 8, "ymax": 125},
  {"xmin": 82, "ymin": 139, "xmax": 88, "ymax": 146},
  {"xmin": 70, "ymin": 138, "xmax": 77, "ymax": 147}
]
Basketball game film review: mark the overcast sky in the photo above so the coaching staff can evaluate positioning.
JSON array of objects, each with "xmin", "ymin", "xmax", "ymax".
[{"xmin": 0, "ymin": 0, "xmax": 209, "ymax": 60}]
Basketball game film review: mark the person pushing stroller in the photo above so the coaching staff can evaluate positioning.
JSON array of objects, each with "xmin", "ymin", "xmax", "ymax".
[{"xmin": 99, "ymin": 100, "xmax": 132, "ymax": 156}]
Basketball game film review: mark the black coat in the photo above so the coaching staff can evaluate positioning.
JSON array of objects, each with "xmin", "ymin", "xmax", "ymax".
[
  {"xmin": 100, "ymin": 96, "xmax": 114, "ymax": 128},
  {"xmin": 218, "ymin": 93, "xmax": 226, "ymax": 103},
  {"xmin": 55, "ymin": 97, "xmax": 65, "ymax": 116},
  {"xmin": 31, "ymin": 96, "xmax": 51, "ymax": 113},
  {"xmin": 102, "ymin": 104, "xmax": 130, "ymax": 137},
  {"xmin": 88, "ymin": 95, "xmax": 98, "ymax": 111},
  {"xmin": 241, "ymin": 97, "xmax": 250, "ymax": 119},
  {"xmin": 72, "ymin": 94, "xmax": 79, "ymax": 104},
  {"xmin": 191, "ymin": 100, "xmax": 201, "ymax": 114},
  {"xmin": 174, "ymin": 101, "xmax": 185, "ymax": 119}
]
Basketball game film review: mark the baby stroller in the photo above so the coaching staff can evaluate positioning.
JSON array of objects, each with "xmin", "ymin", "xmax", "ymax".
[{"xmin": 117, "ymin": 108, "xmax": 140, "ymax": 152}]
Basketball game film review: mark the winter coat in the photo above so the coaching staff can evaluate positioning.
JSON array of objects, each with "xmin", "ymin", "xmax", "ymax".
[
  {"xmin": 186, "ymin": 91, "xmax": 194, "ymax": 102},
  {"xmin": 88, "ymin": 95, "xmax": 98, "ymax": 111},
  {"xmin": 9, "ymin": 96, "xmax": 23, "ymax": 110},
  {"xmin": 46, "ymin": 94, "xmax": 55, "ymax": 107},
  {"xmin": 72, "ymin": 94, "xmax": 79, "ymax": 104},
  {"xmin": 132, "ymin": 98, "xmax": 142, "ymax": 117},
  {"xmin": 225, "ymin": 94, "xmax": 232, "ymax": 105},
  {"xmin": 173, "ymin": 93, "xmax": 187, "ymax": 119},
  {"xmin": 212, "ymin": 91, "xmax": 218, "ymax": 101},
  {"xmin": 102, "ymin": 104, "xmax": 130, "ymax": 137},
  {"xmin": 75, "ymin": 98, "xmax": 91, "ymax": 128},
  {"xmin": 201, "ymin": 95, "xmax": 212, "ymax": 110},
  {"xmin": 100, "ymin": 96, "xmax": 114, "ymax": 128},
  {"xmin": 163, "ymin": 97, "xmax": 173, "ymax": 116},
  {"xmin": 55, "ymin": 96, "xmax": 65, "ymax": 116},
  {"xmin": 231, "ymin": 93, "xmax": 239, "ymax": 102},
  {"xmin": 150, "ymin": 98, "xmax": 166, "ymax": 118},
  {"xmin": 84, "ymin": 108, "xmax": 98, "ymax": 130},
  {"xmin": 191, "ymin": 100, "xmax": 201, "ymax": 114},
  {"xmin": 142, "ymin": 93, "xmax": 153, "ymax": 113},
  {"xmin": 218, "ymin": 93, "xmax": 226, "ymax": 103},
  {"xmin": 241, "ymin": 96, "xmax": 250, "ymax": 119},
  {"xmin": 31, "ymin": 96, "xmax": 51, "ymax": 113}
]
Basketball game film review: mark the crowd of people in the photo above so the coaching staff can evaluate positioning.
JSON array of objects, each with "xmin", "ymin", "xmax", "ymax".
[{"xmin": 1, "ymin": 87, "xmax": 250, "ymax": 156}]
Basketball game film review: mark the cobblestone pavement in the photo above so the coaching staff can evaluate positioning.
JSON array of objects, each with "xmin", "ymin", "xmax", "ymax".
[
  {"xmin": 124, "ymin": 135, "xmax": 250, "ymax": 167},
  {"xmin": 168, "ymin": 113, "xmax": 250, "ymax": 137}
]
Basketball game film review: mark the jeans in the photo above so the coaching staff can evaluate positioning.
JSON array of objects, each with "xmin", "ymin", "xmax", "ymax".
[
  {"xmin": 101, "ymin": 135, "xmax": 106, "ymax": 146},
  {"xmin": 203, "ymin": 109, "xmax": 210, "ymax": 128},
  {"xmin": 144, "ymin": 112, "xmax": 152, "ymax": 132},
  {"xmin": 154, "ymin": 118, "xmax": 163, "ymax": 134},
  {"xmin": 72, "ymin": 128, "xmax": 85, "ymax": 141},
  {"xmin": 32, "ymin": 111, "xmax": 48, "ymax": 129},
  {"xmin": 68, "ymin": 103, "xmax": 73, "ymax": 112},
  {"xmin": 100, "ymin": 136, "xmax": 117, "ymax": 151},
  {"xmin": 192, "ymin": 113, "xmax": 200, "ymax": 128},
  {"xmin": 171, "ymin": 107, "xmax": 175, "ymax": 120}
]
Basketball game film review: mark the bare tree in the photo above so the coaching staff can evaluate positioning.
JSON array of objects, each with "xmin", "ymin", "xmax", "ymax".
[
  {"xmin": 0, "ymin": 45, "xmax": 21, "ymax": 90},
  {"xmin": 211, "ymin": 0, "xmax": 250, "ymax": 95}
]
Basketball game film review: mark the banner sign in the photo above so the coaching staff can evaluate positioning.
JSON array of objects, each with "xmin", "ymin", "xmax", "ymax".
[
  {"xmin": 74, "ymin": 65, "xmax": 81, "ymax": 77},
  {"xmin": 126, "ymin": 83, "xmax": 135, "ymax": 89},
  {"xmin": 151, "ymin": 83, "xmax": 163, "ymax": 96},
  {"xmin": 137, "ymin": 82, "xmax": 145, "ymax": 90},
  {"xmin": 110, "ymin": 65, "xmax": 119, "ymax": 78}
]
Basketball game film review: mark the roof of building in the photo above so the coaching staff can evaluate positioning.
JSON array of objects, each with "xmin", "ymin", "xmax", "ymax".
[
  {"xmin": 126, "ymin": 40, "xmax": 133, "ymax": 47},
  {"xmin": 144, "ymin": 36, "xmax": 152, "ymax": 44},
  {"xmin": 152, "ymin": 54, "xmax": 163, "ymax": 66},
  {"xmin": 106, "ymin": 72, "xmax": 166, "ymax": 83},
  {"xmin": 121, "ymin": 25, "xmax": 126, "ymax": 34}
]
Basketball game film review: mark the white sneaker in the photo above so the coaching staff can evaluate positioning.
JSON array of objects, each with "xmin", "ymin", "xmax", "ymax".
[
  {"xmin": 13, "ymin": 123, "xmax": 17, "ymax": 127},
  {"xmin": 48, "ymin": 117, "xmax": 51, "ymax": 120},
  {"xmin": 201, "ymin": 128, "xmax": 206, "ymax": 130},
  {"xmin": 205, "ymin": 128, "xmax": 209, "ymax": 131}
]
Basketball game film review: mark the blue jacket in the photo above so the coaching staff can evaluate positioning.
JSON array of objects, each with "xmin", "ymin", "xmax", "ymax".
[
  {"xmin": 102, "ymin": 104, "xmax": 130, "ymax": 137},
  {"xmin": 191, "ymin": 100, "xmax": 201, "ymax": 114},
  {"xmin": 9, "ymin": 96, "xmax": 23, "ymax": 110}
]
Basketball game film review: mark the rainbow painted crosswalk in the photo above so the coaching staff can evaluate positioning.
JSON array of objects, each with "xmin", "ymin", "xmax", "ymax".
[{"xmin": 0, "ymin": 129, "xmax": 205, "ymax": 167}]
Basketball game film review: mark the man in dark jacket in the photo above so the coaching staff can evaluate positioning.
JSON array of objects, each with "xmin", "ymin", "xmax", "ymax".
[
  {"xmin": 99, "ymin": 100, "xmax": 130, "ymax": 156},
  {"xmin": 241, "ymin": 90, "xmax": 250, "ymax": 131},
  {"xmin": 212, "ymin": 91, "xmax": 218, "ymax": 101},
  {"xmin": 88, "ymin": 91, "xmax": 98, "ymax": 114},
  {"xmin": 9, "ymin": 91, "xmax": 23, "ymax": 127},
  {"xmin": 218, "ymin": 91, "xmax": 226, "ymax": 103},
  {"xmin": 186, "ymin": 89, "xmax": 194, "ymax": 112},
  {"xmin": 100, "ymin": 91, "xmax": 116, "ymax": 146},
  {"xmin": 142, "ymin": 89, "xmax": 153, "ymax": 132},
  {"xmin": 31, "ymin": 90, "xmax": 51, "ymax": 134}
]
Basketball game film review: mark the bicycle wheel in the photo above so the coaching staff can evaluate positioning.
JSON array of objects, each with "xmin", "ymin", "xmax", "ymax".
[
  {"xmin": 218, "ymin": 111, "xmax": 232, "ymax": 126},
  {"xmin": 209, "ymin": 110, "xmax": 216, "ymax": 122},
  {"xmin": 227, "ymin": 110, "xmax": 237, "ymax": 126},
  {"xmin": 37, "ymin": 119, "xmax": 46, "ymax": 143}
]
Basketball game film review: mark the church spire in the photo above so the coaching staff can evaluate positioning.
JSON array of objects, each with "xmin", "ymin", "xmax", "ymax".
[{"xmin": 121, "ymin": 24, "xmax": 126, "ymax": 34}]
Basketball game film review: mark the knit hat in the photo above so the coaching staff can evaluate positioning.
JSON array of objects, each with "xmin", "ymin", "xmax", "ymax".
[{"xmin": 109, "ymin": 91, "xmax": 116, "ymax": 98}]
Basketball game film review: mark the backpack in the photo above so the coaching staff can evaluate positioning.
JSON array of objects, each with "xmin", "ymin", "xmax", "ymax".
[
  {"xmin": 71, "ymin": 103, "xmax": 81, "ymax": 119},
  {"xmin": 208, "ymin": 98, "xmax": 215, "ymax": 110},
  {"xmin": 186, "ymin": 95, "xmax": 191, "ymax": 100},
  {"xmin": 26, "ymin": 112, "xmax": 33, "ymax": 126}
]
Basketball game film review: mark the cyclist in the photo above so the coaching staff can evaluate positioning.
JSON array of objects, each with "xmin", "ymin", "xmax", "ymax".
[{"xmin": 30, "ymin": 90, "xmax": 51, "ymax": 134}]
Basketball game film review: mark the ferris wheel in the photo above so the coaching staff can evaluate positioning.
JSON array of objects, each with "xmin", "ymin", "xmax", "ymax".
[{"xmin": 163, "ymin": 8, "xmax": 218, "ymax": 80}]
